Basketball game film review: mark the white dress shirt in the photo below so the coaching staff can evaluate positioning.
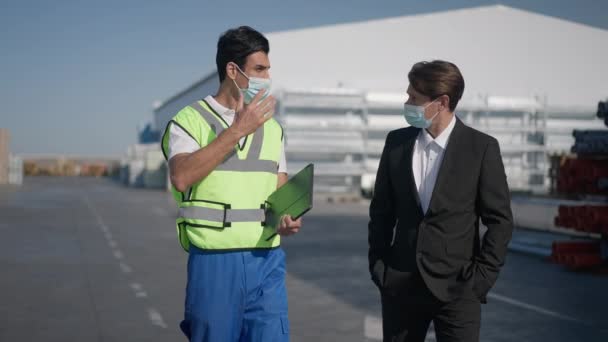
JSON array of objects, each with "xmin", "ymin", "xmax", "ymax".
[
  {"xmin": 412, "ymin": 115, "xmax": 457, "ymax": 214},
  {"xmin": 168, "ymin": 95, "xmax": 287, "ymax": 173}
]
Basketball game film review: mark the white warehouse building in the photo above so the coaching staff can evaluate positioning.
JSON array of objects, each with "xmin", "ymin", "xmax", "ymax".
[{"xmin": 154, "ymin": 5, "xmax": 608, "ymax": 194}]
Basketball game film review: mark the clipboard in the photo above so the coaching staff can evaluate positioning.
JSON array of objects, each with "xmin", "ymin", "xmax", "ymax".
[{"xmin": 264, "ymin": 164, "xmax": 314, "ymax": 235}]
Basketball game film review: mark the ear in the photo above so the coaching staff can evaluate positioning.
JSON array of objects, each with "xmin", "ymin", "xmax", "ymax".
[
  {"xmin": 226, "ymin": 62, "xmax": 238, "ymax": 81},
  {"xmin": 439, "ymin": 94, "xmax": 451, "ymax": 111}
]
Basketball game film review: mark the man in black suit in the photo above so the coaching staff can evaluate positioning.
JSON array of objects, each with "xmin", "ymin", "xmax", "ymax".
[{"xmin": 368, "ymin": 60, "xmax": 513, "ymax": 342}]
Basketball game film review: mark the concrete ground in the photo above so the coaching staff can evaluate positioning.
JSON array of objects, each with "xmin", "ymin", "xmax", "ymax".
[{"xmin": 1, "ymin": 177, "xmax": 607, "ymax": 341}]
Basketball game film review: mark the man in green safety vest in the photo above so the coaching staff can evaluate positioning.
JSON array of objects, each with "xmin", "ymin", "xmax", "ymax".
[{"xmin": 161, "ymin": 26, "xmax": 302, "ymax": 342}]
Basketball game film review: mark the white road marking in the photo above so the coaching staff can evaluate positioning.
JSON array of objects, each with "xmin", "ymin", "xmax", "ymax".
[
  {"xmin": 364, "ymin": 314, "xmax": 382, "ymax": 340},
  {"xmin": 488, "ymin": 292, "xmax": 584, "ymax": 323},
  {"xmin": 364, "ymin": 315, "xmax": 436, "ymax": 341},
  {"xmin": 119, "ymin": 262, "xmax": 132, "ymax": 274},
  {"xmin": 130, "ymin": 282, "xmax": 143, "ymax": 291},
  {"xmin": 130, "ymin": 282, "xmax": 148, "ymax": 298},
  {"xmin": 112, "ymin": 250, "xmax": 124, "ymax": 260},
  {"xmin": 363, "ymin": 292, "xmax": 585, "ymax": 341},
  {"xmin": 99, "ymin": 224, "xmax": 109, "ymax": 233},
  {"xmin": 148, "ymin": 307, "xmax": 168, "ymax": 329},
  {"xmin": 83, "ymin": 194, "xmax": 167, "ymax": 330}
]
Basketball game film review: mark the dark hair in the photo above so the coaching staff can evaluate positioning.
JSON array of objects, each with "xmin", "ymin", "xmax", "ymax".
[
  {"xmin": 408, "ymin": 60, "xmax": 465, "ymax": 111},
  {"xmin": 216, "ymin": 26, "xmax": 269, "ymax": 82}
]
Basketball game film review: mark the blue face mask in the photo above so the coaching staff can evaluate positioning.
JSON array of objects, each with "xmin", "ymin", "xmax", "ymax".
[
  {"xmin": 403, "ymin": 100, "xmax": 440, "ymax": 129},
  {"xmin": 234, "ymin": 64, "xmax": 272, "ymax": 104}
]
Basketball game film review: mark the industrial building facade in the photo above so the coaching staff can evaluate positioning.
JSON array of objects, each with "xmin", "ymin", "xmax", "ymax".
[{"xmin": 146, "ymin": 5, "xmax": 607, "ymax": 194}]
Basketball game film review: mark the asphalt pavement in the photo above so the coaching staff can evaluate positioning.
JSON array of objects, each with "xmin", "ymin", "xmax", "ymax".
[{"xmin": 1, "ymin": 177, "xmax": 607, "ymax": 341}]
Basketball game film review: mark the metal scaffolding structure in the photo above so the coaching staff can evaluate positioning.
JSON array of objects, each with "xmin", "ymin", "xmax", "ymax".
[{"xmin": 276, "ymin": 89, "xmax": 604, "ymax": 195}]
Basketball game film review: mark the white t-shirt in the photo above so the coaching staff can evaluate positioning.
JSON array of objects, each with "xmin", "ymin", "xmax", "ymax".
[
  {"xmin": 412, "ymin": 114, "xmax": 457, "ymax": 214},
  {"xmin": 168, "ymin": 95, "xmax": 287, "ymax": 173}
]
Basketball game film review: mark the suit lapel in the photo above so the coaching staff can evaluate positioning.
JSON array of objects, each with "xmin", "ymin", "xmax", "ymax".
[
  {"xmin": 426, "ymin": 118, "xmax": 465, "ymax": 214},
  {"xmin": 398, "ymin": 128, "xmax": 424, "ymax": 217}
]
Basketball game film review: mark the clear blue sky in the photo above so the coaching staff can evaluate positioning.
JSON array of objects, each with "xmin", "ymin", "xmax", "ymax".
[{"xmin": 1, "ymin": 0, "xmax": 606, "ymax": 157}]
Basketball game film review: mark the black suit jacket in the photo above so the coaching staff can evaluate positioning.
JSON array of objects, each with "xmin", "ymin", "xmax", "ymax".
[{"xmin": 368, "ymin": 118, "xmax": 514, "ymax": 303}]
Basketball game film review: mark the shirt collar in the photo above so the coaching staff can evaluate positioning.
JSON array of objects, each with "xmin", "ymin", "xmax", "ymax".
[
  {"xmin": 418, "ymin": 114, "xmax": 457, "ymax": 150},
  {"xmin": 205, "ymin": 95, "xmax": 236, "ymax": 117}
]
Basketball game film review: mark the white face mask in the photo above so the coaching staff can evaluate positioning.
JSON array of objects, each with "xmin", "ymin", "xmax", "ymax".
[
  {"xmin": 233, "ymin": 64, "xmax": 272, "ymax": 104},
  {"xmin": 403, "ymin": 99, "xmax": 440, "ymax": 129}
]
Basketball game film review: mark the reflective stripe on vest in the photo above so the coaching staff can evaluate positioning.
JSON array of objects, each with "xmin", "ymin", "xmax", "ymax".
[{"xmin": 179, "ymin": 206, "xmax": 266, "ymax": 225}]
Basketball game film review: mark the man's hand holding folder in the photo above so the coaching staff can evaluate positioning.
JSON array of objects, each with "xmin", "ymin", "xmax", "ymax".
[{"xmin": 277, "ymin": 215, "xmax": 302, "ymax": 236}]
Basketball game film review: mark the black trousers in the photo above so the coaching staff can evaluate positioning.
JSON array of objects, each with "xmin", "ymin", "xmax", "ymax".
[{"xmin": 380, "ymin": 272, "xmax": 481, "ymax": 342}]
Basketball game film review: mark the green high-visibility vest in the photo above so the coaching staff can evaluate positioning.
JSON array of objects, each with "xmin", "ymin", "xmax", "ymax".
[{"xmin": 161, "ymin": 99, "xmax": 283, "ymax": 252}]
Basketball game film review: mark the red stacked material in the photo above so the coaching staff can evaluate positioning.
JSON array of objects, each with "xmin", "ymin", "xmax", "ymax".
[
  {"xmin": 556, "ymin": 158, "xmax": 608, "ymax": 195},
  {"xmin": 551, "ymin": 241, "xmax": 604, "ymax": 269},
  {"xmin": 549, "ymin": 102, "xmax": 608, "ymax": 273},
  {"xmin": 555, "ymin": 205, "xmax": 608, "ymax": 234}
]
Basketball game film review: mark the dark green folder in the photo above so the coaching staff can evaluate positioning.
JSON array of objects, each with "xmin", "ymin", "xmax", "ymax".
[{"xmin": 265, "ymin": 164, "xmax": 314, "ymax": 235}]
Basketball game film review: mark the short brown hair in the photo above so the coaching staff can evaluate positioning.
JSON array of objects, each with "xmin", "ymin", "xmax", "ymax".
[{"xmin": 408, "ymin": 60, "xmax": 465, "ymax": 111}]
